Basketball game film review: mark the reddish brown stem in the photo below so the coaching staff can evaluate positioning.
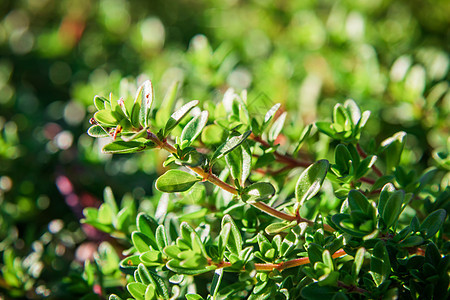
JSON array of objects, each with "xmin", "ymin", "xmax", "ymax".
[
  {"xmin": 359, "ymin": 177, "xmax": 376, "ymax": 185},
  {"xmin": 356, "ymin": 143, "xmax": 383, "ymax": 177},
  {"xmin": 146, "ymin": 131, "xmax": 328, "ymax": 229},
  {"xmin": 251, "ymin": 135, "xmax": 312, "ymax": 168},
  {"xmin": 337, "ymin": 281, "xmax": 368, "ymax": 295},
  {"xmin": 216, "ymin": 249, "xmax": 347, "ymax": 272}
]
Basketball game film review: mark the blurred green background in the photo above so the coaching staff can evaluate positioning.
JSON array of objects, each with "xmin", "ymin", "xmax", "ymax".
[{"xmin": 0, "ymin": 0, "xmax": 448, "ymax": 298}]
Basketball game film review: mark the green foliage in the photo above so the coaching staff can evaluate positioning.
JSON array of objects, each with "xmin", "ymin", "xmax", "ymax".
[
  {"xmin": 81, "ymin": 81, "xmax": 448, "ymax": 299},
  {"xmin": 0, "ymin": 0, "xmax": 449, "ymax": 299}
]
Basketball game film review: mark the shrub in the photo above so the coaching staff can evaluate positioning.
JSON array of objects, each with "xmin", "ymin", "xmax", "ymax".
[{"xmin": 82, "ymin": 80, "xmax": 449, "ymax": 299}]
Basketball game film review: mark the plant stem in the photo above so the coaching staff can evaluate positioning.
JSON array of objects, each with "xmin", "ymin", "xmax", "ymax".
[
  {"xmin": 356, "ymin": 143, "xmax": 383, "ymax": 177},
  {"xmin": 359, "ymin": 176, "xmax": 376, "ymax": 185},
  {"xmin": 250, "ymin": 201, "xmax": 296, "ymax": 221},
  {"xmin": 337, "ymin": 281, "xmax": 368, "ymax": 295},
  {"xmin": 217, "ymin": 249, "xmax": 347, "ymax": 272},
  {"xmin": 251, "ymin": 135, "xmax": 312, "ymax": 168},
  {"xmin": 147, "ymin": 131, "xmax": 238, "ymax": 194},
  {"xmin": 146, "ymin": 131, "xmax": 334, "ymax": 231}
]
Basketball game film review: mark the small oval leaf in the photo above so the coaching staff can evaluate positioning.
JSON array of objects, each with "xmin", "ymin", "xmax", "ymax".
[
  {"xmin": 94, "ymin": 110, "xmax": 119, "ymax": 126},
  {"xmin": 420, "ymin": 209, "xmax": 447, "ymax": 239},
  {"xmin": 181, "ymin": 111, "xmax": 209, "ymax": 147},
  {"xmin": 155, "ymin": 170, "xmax": 200, "ymax": 193},
  {"xmin": 102, "ymin": 140, "xmax": 151, "ymax": 154},
  {"xmin": 138, "ymin": 80, "xmax": 154, "ymax": 128},
  {"xmin": 241, "ymin": 182, "xmax": 276, "ymax": 203},
  {"xmin": 296, "ymin": 160, "xmax": 329, "ymax": 205},
  {"xmin": 88, "ymin": 125, "xmax": 109, "ymax": 137},
  {"xmin": 164, "ymin": 100, "xmax": 199, "ymax": 137},
  {"xmin": 212, "ymin": 130, "xmax": 252, "ymax": 163}
]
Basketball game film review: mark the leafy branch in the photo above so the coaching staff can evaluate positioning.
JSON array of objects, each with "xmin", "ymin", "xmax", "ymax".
[{"xmin": 82, "ymin": 81, "xmax": 449, "ymax": 300}]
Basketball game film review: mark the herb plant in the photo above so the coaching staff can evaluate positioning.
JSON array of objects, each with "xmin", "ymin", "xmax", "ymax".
[{"xmin": 84, "ymin": 80, "xmax": 449, "ymax": 299}]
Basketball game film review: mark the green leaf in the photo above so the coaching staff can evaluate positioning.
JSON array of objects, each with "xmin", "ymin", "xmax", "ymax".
[
  {"xmin": 127, "ymin": 282, "xmax": 147, "ymax": 300},
  {"xmin": 330, "ymin": 214, "xmax": 370, "ymax": 238},
  {"xmin": 137, "ymin": 213, "xmax": 158, "ymax": 238},
  {"xmin": 315, "ymin": 122, "xmax": 336, "ymax": 139},
  {"xmin": 420, "ymin": 209, "xmax": 447, "ymax": 239},
  {"xmin": 221, "ymin": 215, "xmax": 242, "ymax": 255},
  {"xmin": 164, "ymin": 100, "xmax": 199, "ymax": 137},
  {"xmin": 132, "ymin": 232, "xmax": 153, "ymax": 253},
  {"xmin": 295, "ymin": 160, "xmax": 329, "ymax": 205},
  {"xmin": 322, "ymin": 250, "xmax": 334, "ymax": 270},
  {"xmin": 164, "ymin": 245, "xmax": 181, "ymax": 259},
  {"xmin": 201, "ymin": 124, "xmax": 226, "ymax": 145},
  {"xmin": 334, "ymin": 144, "xmax": 352, "ymax": 174},
  {"xmin": 370, "ymin": 241, "xmax": 391, "ymax": 286},
  {"xmin": 119, "ymin": 255, "xmax": 140, "ymax": 275},
  {"xmin": 137, "ymin": 263, "xmax": 153, "ymax": 285},
  {"xmin": 211, "ymin": 130, "xmax": 252, "ymax": 163},
  {"xmin": 308, "ymin": 243, "xmax": 323, "ymax": 265},
  {"xmin": 97, "ymin": 204, "xmax": 113, "ymax": 224},
  {"xmin": 179, "ymin": 208, "xmax": 209, "ymax": 221},
  {"xmin": 178, "ymin": 223, "xmax": 193, "ymax": 249},
  {"xmin": 293, "ymin": 124, "xmax": 313, "ymax": 156},
  {"xmin": 333, "ymin": 103, "xmax": 350, "ymax": 131},
  {"xmin": 181, "ymin": 111, "xmax": 209, "ymax": 147},
  {"xmin": 370, "ymin": 175, "xmax": 394, "ymax": 192},
  {"xmin": 87, "ymin": 125, "xmax": 109, "ymax": 137},
  {"xmin": 410, "ymin": 216, "xmax": 420, "ymax": 232},
  {"xmin": 218, "ymin": 223, "xmax": 231, "ymax": 259},
  {"xmin": 425, "ymin": 242, "xmax": 441, "ymax": 266},
  {"xmin": 344, "ymin": 99, "xmax": 361, "ymax": 125},
  {"xmin": 210, "ymin": 269, "xmax": 223, "ymax": 297},
  {"xmin": 176, "ymin": 151, "xmax": 205, "ymax": 167},
  {"xmin": 265, "ymin": 221, "xmax": 297, "ymax": 235},
  {"xmin": 318, "ymin": 270, "xmax": 339, "ymax": 287},
  {"xmin": 139, "ymin": 251, "xmax": 163, "ymax": 265},
  {"xmin": 398, "ymin": 235, "xmax": 424, "ymax": 247},
  {"xmin": 155, "ymin": 170, "xmax": 200, "ymax": 193},
  {"xmin": 381, "ymin": 131, "xmax": 406, "ymax": 173},
  {"xmin": 103, "ymin": 186, "xmax": 118, "ymax": 215},
  {"xmin": 355, "ymin": 155, "xmax": 377, "ymax": 179},
  {"xmin": 94, "ymin": 95, "xmax": 109, "ymax": 110},
  {"xmin": 225, "ymin": 142, "xmax": 251, "ymax": 186},
  {"xmin": 264, "ymin": 103, "xmax": 281, "ymax": 124},
  {"xmin": 94, "ymin": 109, "xmax": 119, "ymax": 126},
  {"xmin": 331, "ymin": 292, "xmax": 350, "ymax": 300},
  {"xmin": 181, "ymin": 183, "xmax": 206, "ymax": 204},
  {"xmin": 280, "ymin": 232, "xmax": 297, "ymax": 257},
  {"xmin": 301, "ymin": 283, "xmax": 338, "ymax": 299},
  {"xmin": 108, "ymin": 295, "xmax": 122, "ymax": 300},
  {"xmin": 130, "ymin": 100, "xmax": 141, "ymax": 128},
  {"xmin": 352, "ymin": 247, "xmax": 365, "ymax": 279},
  {"xmin": 145, "ymin": 285, "xmax": 156, "ymax": 300},
  {"xmin": 382, "ymin": 190, "xmax": 404, "ymax": 229},
  {"xmin": 268, "ymin": 111, "xmax": 287, "ymax": 143},
  {"xmin": 186, "ymin": 294, "xmax": 205, "ymax": 300},
  {"xmin": 241, "ymin": 182, "xmax": 275, "ymax": 202},
  {"xmin": 377, "ymin": 183, "xmax": 395, "ymax": 217},
  {"xmin": 166, "ymin": 259, "xmax": 215, "ymax": 275},
  {"xmin": 82, "ymin": 207, "xmax": 98, "ymax": 221},
  {"xmin": 138, "ymin": 80, "xmax": 154, "ymax": 128},
  {"xmin": 155, "ymin": 225, "xmax": 168, "ymax": 251},
  {"xmin": 136, "ymin": 264, "xmax": 169, "ymax": 300},
  {"xmin": 121, "ymin": 128, "xmax": 148, "ymax": 142},
  {"xmin": 347, "ymin": 190, "xmax": 371, "ymax": 215},
  {"xmin": 102, "ymin": 140, "xmax": 153, "ymax": 154},
  {"xmin": 356, "ymin": 110, "xmax": 370, "ymax": 130}
]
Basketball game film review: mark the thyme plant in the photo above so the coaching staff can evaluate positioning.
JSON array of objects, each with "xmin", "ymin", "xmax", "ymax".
[{"xmin": 84, "ymin": 80, "xmax": 449, "ymax": 299}]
